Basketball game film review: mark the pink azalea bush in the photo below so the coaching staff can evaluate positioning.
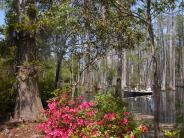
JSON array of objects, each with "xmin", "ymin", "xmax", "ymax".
[{"xmin": 38, "ymin": 93, "xmax": 148, "ymax": 138}]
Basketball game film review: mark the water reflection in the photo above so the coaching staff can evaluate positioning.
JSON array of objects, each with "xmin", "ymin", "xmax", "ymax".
[{"xmin": 124, "ymin": 88, "xmax": 184, "ymax": 137}]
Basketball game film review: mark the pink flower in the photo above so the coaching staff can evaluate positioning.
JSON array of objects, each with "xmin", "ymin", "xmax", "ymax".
[
  {"xmin": 86, "ymin": 110, "xmax": 96, "ymax": 116},
  {"xmin": 40, "ymin": 109, "xmax": 47, "ymax": 113},
  {"xmin": 122, "ymin": 118, "xmax": 128, "ymax": 125},
  {"xmin": 77, "ymin": 118, "xmax": 84, "ymax": 126},
  {"xmin": 98, "ymin": 120, "xmax": 105, "ymax": 126},
  {"xmin": 84, "ymin": 120, "xmax": 90, "ymax": 125},
  {"xmin": 38, "ymin": 94, "xmax": 144, "ymax": 138},
  {"xmin": 69, "ymin": 108, "xmax": 77, "ymax": 114},
  {"xmin": 79, "ymin": 102, "xmax": 91, "ymax": 109},
  {"xmin": 48, "ymin": 99, "xmax": 57, "ymax": 112},
  {"xmin": 68, "ymin": 100, "xmax": 75, "ymax": 105},
  {"xmin": 126, "ymin": 128, "xmax": 131, "ymax": 134},
  {"xmin": 103, "ymin": 114, "xmax": 109, "ymax": 120},
  {"xmin": 123, "ymin": 111, "xmax": 129, "ymax": 116},
  {"xmin": 70, "ymin": 122, "xmax": 77, "ymax": 129},
  {"xmin": 108, "ymin": 113, "xmax": 116, "ymax": 121},
  {"xmin": 103, "ymin": 113, "xmax": 116, "ymax": 121},
  {"xmin": 88, "ymin": 100, "xmax": 95, "ymax": 106},
  {"xmin": 63, "ymin": 106, "xmax": 70, "ymax": 112},
  {"xmin": 61, "ymin": 114, "xmax": 73, "ymax": 124},
  {"xmin": 79, "ymin": 95, "xmax": 84, "ymax": 100},
  {"xmin": 93, "ymin": 121, "xmax": 98, "ymax": 126},
  {"xmin": 139, "ymin": 124, "xmax": 148, "ymax": 132},
  {"xmin": 131, "ymin": 134, "xmax": 135, "ymax": 138}
]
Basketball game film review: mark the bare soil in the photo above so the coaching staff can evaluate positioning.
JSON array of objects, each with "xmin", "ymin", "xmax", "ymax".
[{"xmin": 0, "ymin": 121, "xmax": 43, "ymax": 138}]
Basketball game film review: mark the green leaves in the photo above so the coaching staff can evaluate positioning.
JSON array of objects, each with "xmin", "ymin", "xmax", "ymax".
[
  {"xmin": 137, "ymin": 8, "xmax": 143, "ymax": 14},
  {"xmin": 27, "ymin": 4, "xmax": 39, "ymax": 19},
  {"xmin": 162, "ymin": 129, "xmax": 180, "ymax": 138},
  {"xmin": 94, "ymin": 94, "xmax": 127, "ymax": 115}
]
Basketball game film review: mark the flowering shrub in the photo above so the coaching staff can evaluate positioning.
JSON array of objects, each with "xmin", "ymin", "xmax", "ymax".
[
  {"xmin": 124, "ymin": 124, "xmax": 148, "ymax": 138},
  {"xmin": 38, "ymin": 93, "xmax": 148, "ymax": 138}
]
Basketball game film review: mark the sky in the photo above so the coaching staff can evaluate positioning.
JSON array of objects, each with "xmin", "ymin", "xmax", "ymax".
[
  {"xmin": 0, "ymin": 9, "xmax": 5, "ymax": 25},
  {"xmin": 0, "ymin": 10, "xmax": 5, "ymax": 39}
]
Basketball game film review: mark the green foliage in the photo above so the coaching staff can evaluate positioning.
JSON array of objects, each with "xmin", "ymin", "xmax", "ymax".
[
  {"xmin": 39, "ymin": 60, "xmax": 55, "ymax": 107},
  {"xmin": 38, "ymin": 0, "xmax": 80, "ymax": 34},
  {"xmin": 107, "ymin": 67, "xmax": 116, "ymax": 81},
  {"xmin": 94, "ymin": 94, "xmax": 149, "ymax": 135},
  {"xmin": 162, "ymin": 129, "xmax": 180, "ymax": 138},
  {"xmin": 51, "ymin": 83, "xmax": 71, "ymax": 97},
  {"xmin": 39, "ymin": 79, "xmax": 55, "ymax": 107},
  {"xmin": 94, "ymin": 94, "xmax": 138, "ymax": 136},
  {"xmin": 0, "ymin": 78, "xmax": 15, "ymax": 113},
  {"xmin": 94, "ymin": 94, "xmax": 128, "ymax": 116},
  {"xmin": 61, "ymin": 65, "xmax": 71, "ymax": 83},
  {"xmin": 0, "ymin": 58, "xmax": 15, "ymax": 113},
  {"xmin": 27, "ymin": 4, "xmax": 39, "ymax": 19}
]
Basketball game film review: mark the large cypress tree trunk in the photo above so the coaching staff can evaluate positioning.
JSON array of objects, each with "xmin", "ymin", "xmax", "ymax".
[
  {"xmin": 14, "ymin": 37, "xmax": 43, "ymax": 121},
  {"xmin": 13, "ymin": 0, "xmax": 43, "ymax": 121}
]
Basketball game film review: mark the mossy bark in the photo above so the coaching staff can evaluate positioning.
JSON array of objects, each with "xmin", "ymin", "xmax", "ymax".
[{"xmin": 13, "ymin": 0, "xmax": 43, "ymax": 121}]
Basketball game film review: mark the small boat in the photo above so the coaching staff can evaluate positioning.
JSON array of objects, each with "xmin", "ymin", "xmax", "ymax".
[{"xmin": 124, "ymin": 89, "xmax": 152, "ymax": 97}]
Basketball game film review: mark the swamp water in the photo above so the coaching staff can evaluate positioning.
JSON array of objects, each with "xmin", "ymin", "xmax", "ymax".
[{"xmin": 124, "ymin": 88, "xmax": 184, "ymax": 137}]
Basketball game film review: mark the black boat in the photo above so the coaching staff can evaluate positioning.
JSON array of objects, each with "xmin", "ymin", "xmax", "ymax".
[{"xmin": 124, "ymin": 89, "xmax": 152, "ymax": 97}]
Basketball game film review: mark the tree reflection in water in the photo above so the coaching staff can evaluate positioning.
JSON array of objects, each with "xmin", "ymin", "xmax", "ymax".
[{"xmin": 125, "ymin": 88, "xmax": 184, "ymax": 137}]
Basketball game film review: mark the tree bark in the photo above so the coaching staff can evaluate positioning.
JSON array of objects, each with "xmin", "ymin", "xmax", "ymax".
[
  {"xmin": 158, "ymin": 14, "xmax": 167, "ymax": 91},
  {"xmin": 121, "ymin": 49, "xmax": 126, "ymax": 90},
  {"xmin": 13, "ymin": 0, "xmax": 43, "ymax": 121},
  {"xmin": 55, "ymin": 53, "xmax": 63, "ymax": 88},
  {"xmin": 180, "ymin": 2, "xmax": 184, "ymax": 87},
  {"xmin": 182, "ymin": 32, "xmax": 184, "ymax": 87},
  {"xmin": 146, "ymin": 0, "xmax": 161, "ymax": 137},
  {"xmin": 169, "ymin": 11, "xmax": 175, "ymax": 90},
  {"xmin": 14, "ymin": 65, "xmax": 43, "ymax": 121},
  {"xmin": 115, "ymin": 50, "xmax": 122, "ymax": 98}
]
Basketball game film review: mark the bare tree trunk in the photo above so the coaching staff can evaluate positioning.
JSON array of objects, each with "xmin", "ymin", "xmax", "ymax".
[
  {"xmin": 71, "ymin": 54, "xmax": 74, "ymax": 85},
  {"xmin": 55, "ymin": 53, "xmax": 63, "ymax": 88},
  {"xmin": 145, "ymin": 37, "xmax": 152, "ymax": 90},
  {"xmin": 169, "ymin": 12, "xmax": 175, "ymax": 90},
  {"xmin": 115, "ymin": 50, "xmax": 122, "ymax": 98},
  {"xmin": 71, "ymin": 54, "xmax": 77, "ymax": 98},
  {"xmin": 180, "ymin": 3, "xmax": 184, "ymax": 87},
  {"xmin": 172, "ymin": 11, "xmax": 176, "ymax": 90},
  {"xmin": 138, "ymin": 46, "xmax": 141, "ymax": 89},
  {"xmin": 158, "ymin": 15, "xmax": 167, "ymax": 91},
  {"xmin": 146, "ymin": 0, "xmax": 161, "ymax": 137},
  {"xmin": 165, "ymin": 9, "xmax": 176, "ymax": 90},
  {"xmin": 85, "ymin": 45, "xmax": 93, "ymax": 93},
  {"xmin": 81, "ymin": 52, "xmax": 85, "ymax": 85},
  {"xmin": 182, "ymin": 36, "xmax": 184, "ymax": 87},
  {"xmin": 121, "ymin": 49, "xmax": 126, "ymax": 90}
]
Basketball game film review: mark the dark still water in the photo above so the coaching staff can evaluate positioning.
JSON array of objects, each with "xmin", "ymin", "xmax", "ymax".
[{"xmin": 124, "ymin": 88, "xmax": 184, "ymax": 137}]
